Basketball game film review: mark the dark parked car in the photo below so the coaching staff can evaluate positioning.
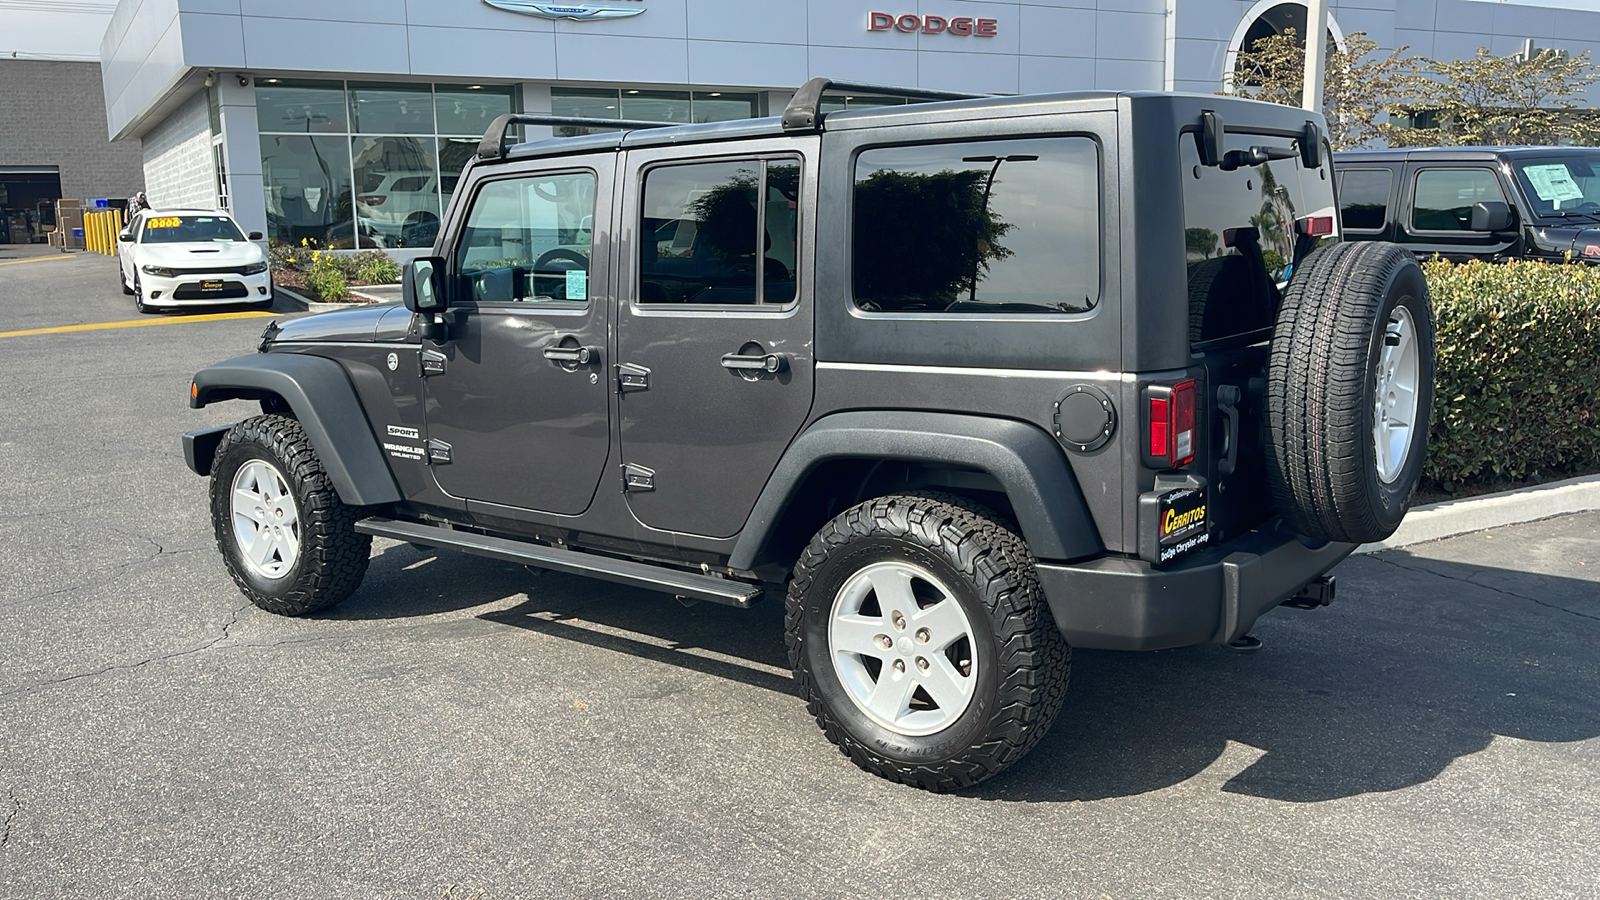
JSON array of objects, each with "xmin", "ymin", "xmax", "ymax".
[
  {"xmin": 1334, "ymin": 146, "xmax": 1600, "ymax": 262},
  {"xmin": 183, "ymin": 82, "xmax": 1435, "ymax": 791}
]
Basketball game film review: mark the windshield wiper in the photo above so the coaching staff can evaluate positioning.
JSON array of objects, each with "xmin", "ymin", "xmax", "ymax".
[{"xmin": 1541, "ymin": 210, "xmax": 1600, "ymax": 224}]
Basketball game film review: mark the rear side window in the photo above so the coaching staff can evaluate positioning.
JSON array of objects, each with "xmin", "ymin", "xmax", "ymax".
[
  {"xmin": 390, "ymin": 176, "xmax": 430, "ymax": 192},
  {"xmin": 1339, "ymin": 169, "xmax": 1391, "ymax": 231},
  {"xmin": 1412, "ymin": 168, "xmax": 1506, "ymax": 231},
  {"xmin": 638, "ymin": 158, "xmax": 800, "ymax": 306},
  {"xmin": 851, "ymin": 137, "xmax": 1100, "ymax": 314}
]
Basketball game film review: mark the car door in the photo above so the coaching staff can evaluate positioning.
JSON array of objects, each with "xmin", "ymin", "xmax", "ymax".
[
  {"xmin": 1401, "ymin": 165, "xmax": 1516, "ymax": 261},
  {"xmin": 420, "ymin": 155, "xmax": 614, "ymax": 515},
  {"xmin": 614, "ymin": 138, "xmax": 818, "ymax": 538}
]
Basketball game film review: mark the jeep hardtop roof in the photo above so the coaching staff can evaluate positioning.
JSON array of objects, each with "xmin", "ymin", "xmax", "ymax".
[
  {"xmin": 482, "ymin": 80, "xmax": 1325, "ymax": 165},
  {"xmin": 1337, "ymin": 146, "xmax": 1600, "ymax": 163}
]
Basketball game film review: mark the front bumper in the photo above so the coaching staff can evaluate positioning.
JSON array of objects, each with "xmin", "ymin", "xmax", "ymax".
[
  {"xmin": 1037, "ymin": 522, "xmax": 1356, "ymax": 651},
  {"xmin": 142, "ymin": 270, "xmax": 272, "ymax": 306}
]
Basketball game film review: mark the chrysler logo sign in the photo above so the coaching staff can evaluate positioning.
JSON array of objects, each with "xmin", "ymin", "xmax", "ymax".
[{"xmin": 484, "ymin": 0, "xmax": 645, "ymax": 20}]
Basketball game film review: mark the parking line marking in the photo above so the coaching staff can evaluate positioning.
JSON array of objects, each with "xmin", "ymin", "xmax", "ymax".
[
  {"xmin": 0, "ymin": 255, "xmax": 80, "ymax": 267},
  {"xmin": 0, "ymin": 311, "xmax": 277, "ymax": 339}
]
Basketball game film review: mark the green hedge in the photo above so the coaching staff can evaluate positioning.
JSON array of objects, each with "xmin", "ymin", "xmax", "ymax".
[{"xmin": 1423, "ymin": 258, "xmax": 1600, "ymax": 488}]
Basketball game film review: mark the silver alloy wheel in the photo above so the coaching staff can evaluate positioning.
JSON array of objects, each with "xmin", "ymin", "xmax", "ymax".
[
  {"xmin": 1374, "ymin": 304, "xmax": 1420, "ymax": 484},
  {"xmin": 230, "ymin": 459, "xmax": 301, "ymax": 579},
  {"xmin": 828, "ymin": 561, "xmax": 979, "ymax": 736}
]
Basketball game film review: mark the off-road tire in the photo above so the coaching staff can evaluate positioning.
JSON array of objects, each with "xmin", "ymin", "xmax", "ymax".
[
  {"xmin": 209, "ymin": 414, "xmax": 371, "ymax": 615},
  {"xmin": 1265, "ymin": 241, "xmax": 1435, "ymax": 543},
  {"xmin": 785, "ymin": 493, "xmax": 1070, "ymax": 791}
]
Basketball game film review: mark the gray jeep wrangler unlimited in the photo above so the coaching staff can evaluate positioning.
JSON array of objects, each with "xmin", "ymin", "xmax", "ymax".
[{"xmin": 184, "ymin": 80, "xmax": 1435, "ymax": 791}]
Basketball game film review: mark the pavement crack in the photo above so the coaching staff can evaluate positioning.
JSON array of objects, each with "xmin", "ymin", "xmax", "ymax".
[
  {"xmin": 0, "ymin": 600, "xmax": 253, "ymax": 700},
  {"xmin": 1366, "ymin": 553, "xmax": 1600, "ymax": 623},
  {"xmin": 1, "ymin": 785, "xmax": 18, "ymax": 850}
]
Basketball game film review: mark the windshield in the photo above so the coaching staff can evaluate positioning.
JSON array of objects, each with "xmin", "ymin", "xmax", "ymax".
[
  {"xmin": 140, "ymin": 215, "xmax": 247, "ymax": 244},
  {"xmin": 1511, "ymin": 157, "xmax": 1600, "ymax": 219}
]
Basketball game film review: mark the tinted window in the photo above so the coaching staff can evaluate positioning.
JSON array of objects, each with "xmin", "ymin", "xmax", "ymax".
[
  {"xmin": 1339, "ymin": 169, "xmax": 1391, "ymax": 230},
  {"xmin": 454, "ymin": 171, "xmax": 595, "ymax": 305},
  {"xmin": 1181, "ymin": 131, "xmax": 1333, "ymax": 343},
  {"xmin": 639, "ymin": 158, "xmax": 800, "ymax": 305},
  {"xmin": 1412, "ymin": 169, "xmax": 1506, "ymax": 231},
  {"xmin": 140, "ymin": 215, "xmax": 246, "ymax": 244},
  {"xmin": 852, "ymin": 137, "xmax": 1099, "ymax": 313}
]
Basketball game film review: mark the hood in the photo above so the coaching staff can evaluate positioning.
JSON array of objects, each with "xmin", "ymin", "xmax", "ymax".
[
  {"xmin": 139, "ymin": 241, "xmax": 266, "ymax": 267},
  {"xmin": 270, "ymin": 304, "xmax": 395, "ymax": 344}
]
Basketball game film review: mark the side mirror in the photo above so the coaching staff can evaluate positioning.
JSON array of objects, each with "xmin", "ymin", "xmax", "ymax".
[
  {"xmin": 247, "ymin": 231, "xmax": 264, "ymax": 241},
  {"xmin": 403, "ymin": 256, "xmax": 447, "ymax": 314},
  {"xmin": 118, "ymin": 231, "xmax": 133, "ymax": 243},
  {"xmin": 1470, "ymin": 201, "xmax": 1515, "ymax": 233}
]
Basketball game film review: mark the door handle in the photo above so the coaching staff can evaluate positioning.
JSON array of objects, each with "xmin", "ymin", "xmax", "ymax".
[
  {"xmin": 720, "ymin": 351, "xmax": 787, "ymax": 374},
  {"xmin": 543, "ymin": 344, "xmax": 598, "ymax": 365}
]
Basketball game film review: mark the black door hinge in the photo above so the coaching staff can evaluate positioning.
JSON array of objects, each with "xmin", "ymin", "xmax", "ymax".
[
  {"xmin": 421, "ymin": 349, "xmax": 447, "ymax": 376},
  {"xmin": 622, "ymin": 462, "xmax": 654, "ymax": 491},
  {"xmin": 427, "ymin": 439, "xmax": 452, "ymax": 465}
]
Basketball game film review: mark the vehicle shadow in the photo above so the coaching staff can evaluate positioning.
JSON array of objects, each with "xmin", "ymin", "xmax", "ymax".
[
  {"xmin": 972, "ymin": 551, "xmax": 1600, "ymax": 803},
  {"xmin": 327, "ymin": 542, "xmax": 1600, "ymax": 803},
  {"xmin": 326, "ymin": 542, "xmax": 798, "ymax": 693}
]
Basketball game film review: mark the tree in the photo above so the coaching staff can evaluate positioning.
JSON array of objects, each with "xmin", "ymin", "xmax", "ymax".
[
  {"xmin": 1392, "ymin": 47, "xmax": 1600, "ymax": 147},
  {"xmin": 1227, "ymin": 29, "xmax": 1428, "ymax": 150}
]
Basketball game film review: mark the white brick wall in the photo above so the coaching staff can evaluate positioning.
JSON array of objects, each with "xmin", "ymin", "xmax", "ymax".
[{"xmin": 141, "ymin": 92, "xmax": 215, "ymax": 210}]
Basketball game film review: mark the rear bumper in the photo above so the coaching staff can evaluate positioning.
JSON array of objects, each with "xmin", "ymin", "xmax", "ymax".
[{"xmin": 1037, "ymin": 523, "xmax": 1356, "ymax": 651}]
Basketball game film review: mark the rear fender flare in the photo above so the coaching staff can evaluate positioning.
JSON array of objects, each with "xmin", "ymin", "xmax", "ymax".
[
  {"xmin": 190, "ymin": 353, "xmax": 402, "ymax": 507},
  {"xmin": 728, "ymin": 411, "xmax": 1102, "ymax": 571}
]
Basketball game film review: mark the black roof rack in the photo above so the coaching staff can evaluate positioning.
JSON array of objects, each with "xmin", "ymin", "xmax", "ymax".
[
  {"xmin": 781, "ymin": 77, "xmax": 985, "ymax": 132},
  {"xmin": 477, "ymin": 113, "xmax": 677, "ymax": 160}
]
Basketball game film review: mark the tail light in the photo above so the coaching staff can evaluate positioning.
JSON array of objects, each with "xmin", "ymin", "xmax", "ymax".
[
  {"xmin": 362, "ymin": 195, "xmax": 387, "ymax": 206},
  {"xmin": 1144, "ymin": 380, "xmax": 1197, "ymax": 468},
  {"xmin": 1297, "ymin": 214, "xmax": 1335, "ymax": 236}
]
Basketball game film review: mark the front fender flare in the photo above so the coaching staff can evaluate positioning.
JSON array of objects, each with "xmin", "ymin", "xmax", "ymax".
[
  {"xmin": 190, "ymin": 353, "xmax": 402, "ymax": 507},
  {"xmin": 728, "ymin": 411, "xmax": 1102, "ymax": 571}
]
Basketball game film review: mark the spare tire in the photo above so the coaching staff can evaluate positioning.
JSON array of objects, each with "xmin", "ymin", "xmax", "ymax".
[{"xmin": 1265, "ymin": 242, "xmax": 1435, "ymax": 544}]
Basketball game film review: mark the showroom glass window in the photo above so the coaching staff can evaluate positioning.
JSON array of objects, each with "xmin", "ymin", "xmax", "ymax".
[
  {"xmin": 550, "ymin": 88, "xmax": 760, "ymax": 136},
  {"xmin": 256, "ymin": 79, "xmax": 512, "ymax": 249},
  {"xmin": 852, "ymin": 137, "xmax": 1100, "ymax": 314}
]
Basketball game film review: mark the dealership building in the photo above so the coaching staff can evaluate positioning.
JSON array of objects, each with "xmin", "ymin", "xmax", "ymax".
[{"xmin": 92, "ymin": 0, "xmax": 1600, "ymax": 252}]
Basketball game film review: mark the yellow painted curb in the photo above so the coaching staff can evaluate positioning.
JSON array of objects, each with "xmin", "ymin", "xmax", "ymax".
[{"xmin": 0, "ymin": 310, "xmax": 276, "ymax": 339}]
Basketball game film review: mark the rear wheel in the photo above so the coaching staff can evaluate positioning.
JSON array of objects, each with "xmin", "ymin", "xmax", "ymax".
[
  {"xmin": 786, "ymin": 493, "xmax": 1070, "ymax": 791},
  {"xmin": 1265, "ymin": 241, "xmax": 1435, "ymax": 543},
  {"xmin": 209, "ymin": 414, "xmax": 371, "ymax": 615}
]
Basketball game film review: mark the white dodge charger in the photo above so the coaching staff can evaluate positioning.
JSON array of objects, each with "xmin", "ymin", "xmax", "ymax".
[{"xmin": 118, "ymin": 210, "xmax": 273, "ymax": 313}]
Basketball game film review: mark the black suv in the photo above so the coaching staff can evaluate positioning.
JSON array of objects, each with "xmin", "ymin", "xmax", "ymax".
[
  {"xmin": 1335, "ymin": 146, "xmax": 1600, "ymax": 262},
  {"xmin": 185, "ymin": 80, "xmax": 1435, "ymax": 791}
]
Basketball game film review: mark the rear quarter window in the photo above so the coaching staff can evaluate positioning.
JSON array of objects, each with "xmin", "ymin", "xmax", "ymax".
[
  {"xmin": 1338, "ymin": 168, "xmax": 1392, "ymax": 231},
  {"xmin": 1411, "ymin": 168, "xmax": 1506, "ymax": 231},
  {"xmin": 850, "ymin": 136, "xmax": 1100, "ymax": 314}
]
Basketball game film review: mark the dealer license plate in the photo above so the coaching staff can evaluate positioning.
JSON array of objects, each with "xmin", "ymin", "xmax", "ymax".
[
  {"xmin": 201, "ymin": 280, "xmax": 224, "ymax": 291},
  {"xmin": 1156, "ymin": 486, "xmax": 1210, "ymax": 564}
]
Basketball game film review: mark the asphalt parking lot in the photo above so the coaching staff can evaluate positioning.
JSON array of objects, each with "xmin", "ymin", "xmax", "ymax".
[{"xmin": 1, "ymin": 248, "xmax": 1597, "ymax": 899}]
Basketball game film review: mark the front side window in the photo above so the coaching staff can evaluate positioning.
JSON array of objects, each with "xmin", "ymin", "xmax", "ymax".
[
  {"xmin": 638, "ymin": 158, "xmax": 800, "ymax": 305},
  {"xmin": 140, "ymin": 214, "xmax": 246, "ymax": 244},
  {"xmin": 454, "ymin": 171, "xmax": 596, "ymax": 305},
  {"xmin": 851, "ymin": 137, "xmax": 1100, "ymax": 314},
  {"xmin": 1412, "ymin": 169, "xmax": 1506, "ymax": 231},
  {"xmin": 1339, "ymin": 169, "xmax": 1392, "ymax": 231}
]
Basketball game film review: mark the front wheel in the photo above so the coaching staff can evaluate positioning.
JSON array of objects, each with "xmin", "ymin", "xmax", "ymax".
[
  {"xmin": 785, "ymin": 493, "xmax": 1070, "ymax": 791},
  {"xmin": 209, "ymin": 414, "xmax": 371, "ymax": 615}
]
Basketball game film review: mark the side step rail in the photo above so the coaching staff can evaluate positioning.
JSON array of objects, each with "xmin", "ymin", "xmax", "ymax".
[{"xmin": 355, "ymin": 517, "xmax": 764, "ymax": 608}]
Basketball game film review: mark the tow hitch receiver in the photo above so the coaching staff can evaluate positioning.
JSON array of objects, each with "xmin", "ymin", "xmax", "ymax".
[{"xmin": 1282, "ymin": 575, "xmax": 1336, "ymax": 610}]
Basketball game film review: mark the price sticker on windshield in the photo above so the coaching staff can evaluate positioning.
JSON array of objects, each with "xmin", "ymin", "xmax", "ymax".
[{"xmin": 146, "ymin": 216, "xmax": 182, "ymax": 229}]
